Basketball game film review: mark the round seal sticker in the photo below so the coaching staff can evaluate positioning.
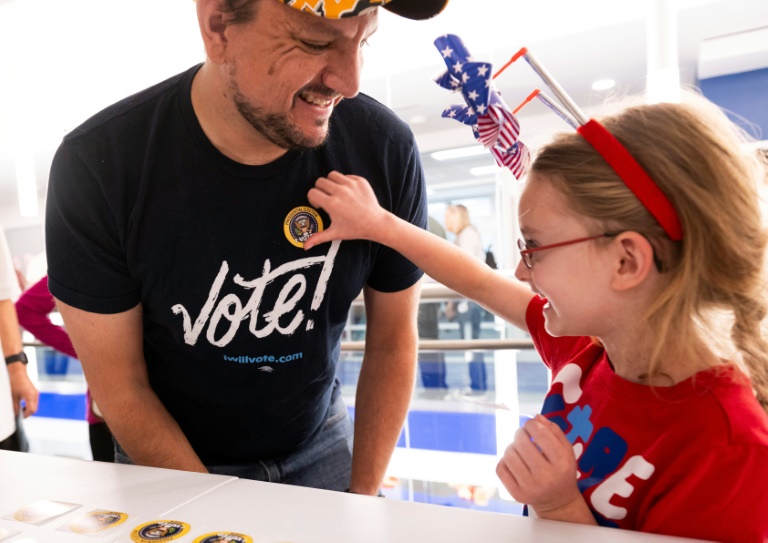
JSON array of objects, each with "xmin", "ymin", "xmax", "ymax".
[
  {"xmin": 70, "ymin": 510, "xmax": 128, "ymax": 534},
  {"xmin": 284, "ymin": 206, "xmax": 324, "ymax": 248},
  {"xmin": 193, "ymin": 532, "xmax": 254, "ymax": 543},
  {"xmin": 130, "ymin": 520, "xmax": 191, "ymax": 542}
]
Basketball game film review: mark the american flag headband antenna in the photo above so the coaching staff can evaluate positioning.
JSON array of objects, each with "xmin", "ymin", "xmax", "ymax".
[
  {"xmin": 500, "ymin": 47, "xmax": 683, "ymax": 242},
  {"xmin": 495, "ymin": 47, "xmax": 586, "ymax": 129},
  {"xmin": 433, "ymin": 34, "xmax": 683, "ymax": 242}
]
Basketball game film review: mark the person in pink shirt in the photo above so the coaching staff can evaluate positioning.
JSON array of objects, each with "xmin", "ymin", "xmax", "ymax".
[
  {"xmin": 15, "ymin": 275, "xmax": 114, "ymax": 462},
  {"xmin": 0, "ymin": 224, "xmax": 38, "ymax": 451}
]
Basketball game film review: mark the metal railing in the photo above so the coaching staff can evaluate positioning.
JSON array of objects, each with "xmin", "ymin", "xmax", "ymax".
[
  {"xmin": 347, "ymin": 272, "xmax": 534, "ymax": 352},
  {"xmin": 341, "ymin": 339, "xmax": 532, "ymax": 352}
]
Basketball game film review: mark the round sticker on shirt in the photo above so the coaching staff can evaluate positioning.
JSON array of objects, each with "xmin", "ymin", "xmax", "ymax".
[
  {"xmin": 193, "ymin": 532, "xmax": 254, "ymax": 543},
  {"xmin": 284, "ymin": 206, "xmax": 324, "ymax": 248},
  {"xmin": 130, "ymin": 520, "xmax": 190, "ymax": 542},
  {"xmin": 70, "ymin": 510, "xmax": 128, "ymax": 534}
]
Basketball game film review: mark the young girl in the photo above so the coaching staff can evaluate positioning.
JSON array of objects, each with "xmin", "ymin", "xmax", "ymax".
[{"xmin": 304, "ymin": 94, "xmax": 768, "ymax": 542}]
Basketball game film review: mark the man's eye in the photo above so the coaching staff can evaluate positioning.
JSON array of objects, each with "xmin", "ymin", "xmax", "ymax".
[{"xmin": 301, "ymin": 41, "xmax": 330, "ymax": 52}]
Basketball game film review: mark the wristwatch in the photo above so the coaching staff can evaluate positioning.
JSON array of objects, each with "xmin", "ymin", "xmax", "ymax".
[{"xmin": 5, "ymin": 352, "xmax": 28, "ymax": 365}]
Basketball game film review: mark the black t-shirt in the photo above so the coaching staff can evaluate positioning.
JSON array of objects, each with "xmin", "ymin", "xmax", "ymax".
[{"xmin": 46, "ymin": 64, "xmax": 426, "ymax": 464}]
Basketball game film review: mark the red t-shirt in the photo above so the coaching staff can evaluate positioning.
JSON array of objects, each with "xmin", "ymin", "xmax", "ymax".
[{"xmin": 527, "ymin": 296, "xmax": 768, "ymax": 542}]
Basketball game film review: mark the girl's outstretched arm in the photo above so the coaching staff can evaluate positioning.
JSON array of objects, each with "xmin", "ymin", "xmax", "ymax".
[{"xmin": 306, "ymin": 171, "xmax": 534, "ymax": 331}]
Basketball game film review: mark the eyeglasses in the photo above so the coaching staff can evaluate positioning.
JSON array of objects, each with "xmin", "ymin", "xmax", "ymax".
[{"xmin": 517, "ymin": 233, "xmax": 618, "ymax": 269}]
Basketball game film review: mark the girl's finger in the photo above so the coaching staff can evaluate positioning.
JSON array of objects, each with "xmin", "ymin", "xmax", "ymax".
[
  {"xmin": 528, "ymin": 415, "xmax": 573, "ymax": 464},
  {"xmin": 496, "ymin": 454, "xmax": 522, "ymax": 497},
  {"xmin": 513, "ymin": 423, "xmax": 549, "ymax": 470}
]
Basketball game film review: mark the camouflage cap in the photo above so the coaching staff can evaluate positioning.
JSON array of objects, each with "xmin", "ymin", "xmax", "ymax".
[{"xmin": 277, "ymin": 0, "xmax": 448, "ymax": 20}]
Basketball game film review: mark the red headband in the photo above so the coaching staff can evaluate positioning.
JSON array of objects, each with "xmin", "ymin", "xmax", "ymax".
[
  {"xmin": 494, "ymin": 47, "xmax": 685, "ymax": 241},
  {"xmin": 577, "ymin": 120, "xmax": 683, "ymax": 241}
]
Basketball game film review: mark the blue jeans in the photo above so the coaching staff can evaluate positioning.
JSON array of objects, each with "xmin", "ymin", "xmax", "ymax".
[
  {"xmin": 115, "ymin": 390, "xmax": 354, "ymax": 491},
  {"xmin": 456, "ymin": 301, "xmax": 487, "ymax": 391}
]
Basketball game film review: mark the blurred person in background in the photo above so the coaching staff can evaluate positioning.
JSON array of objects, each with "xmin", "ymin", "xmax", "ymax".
[
  {"xmin": 417, "ymin": 216, "xmax": 449, "ymax": 391},
  {"xmin": 444, "ymin": 204, "xmax": 487, "ymax": 393},
  {"xmin": 16, "ymin": 275, "xmax": 114, "ymax": 462},
  {"xmin": 0, "ymin": 223, "xmax": 38, "ymax": 451}
]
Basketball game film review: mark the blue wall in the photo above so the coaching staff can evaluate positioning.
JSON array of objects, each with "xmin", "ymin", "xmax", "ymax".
[{"xmin": 699, "ymin": 67, "xmax": 768, "ymax": 140}]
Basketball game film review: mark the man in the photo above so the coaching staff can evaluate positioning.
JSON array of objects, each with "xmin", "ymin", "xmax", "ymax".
[
  {"xmin": 0, "ymin": 223, "xmax": 39, "ymax": 451},
  {"xmin": 46, "ymin": 0, "xmax": 447, "ymax": 495}
]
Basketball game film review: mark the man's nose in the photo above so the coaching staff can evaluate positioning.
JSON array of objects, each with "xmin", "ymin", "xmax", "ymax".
[{"xmin": 322, "ymin": 44, "xmax": 363, "ymax": 99}]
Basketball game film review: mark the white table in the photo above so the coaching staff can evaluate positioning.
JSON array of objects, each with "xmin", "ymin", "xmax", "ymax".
[
  {"xmin": 0, "ymin": 451, "xmax": 235, "ymax": 542},
  {"xmin": 0, "ymin": 451, "xmax": 708, "ymax": 543},
  {"xmin": 161, "ymin": 479, "xmax": 707, "ymax": 543}
]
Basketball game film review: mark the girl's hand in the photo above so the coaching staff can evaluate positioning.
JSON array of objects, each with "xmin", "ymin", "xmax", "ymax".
[
  {"xmin": 496, "ymin": 414, "xmax": 583, "ymax": 518},
  {"xmin": 305, "ymin": 171, "xmax": 388, "ymax": 249}
]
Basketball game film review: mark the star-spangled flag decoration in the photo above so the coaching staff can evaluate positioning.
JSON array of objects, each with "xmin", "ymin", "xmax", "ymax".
[
  {"xmin": 492, "ymin": 141, "xmax": 531, "ymax": 180},
  {"xmin": 433, "ymin": 34, "xmax": 530, "ymax": 179}
]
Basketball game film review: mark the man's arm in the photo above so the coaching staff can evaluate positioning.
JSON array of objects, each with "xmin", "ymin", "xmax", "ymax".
[
  {"xmin": 349, "ymin": 282, "xmax": 421, "ymax": 495},
  {"xmin": 0, "ymin": 299, "xmax": 38, "ymax": 417},
  {"xmin": 55, "ymin": 299, "xmax": 207, "ymax": 472}
]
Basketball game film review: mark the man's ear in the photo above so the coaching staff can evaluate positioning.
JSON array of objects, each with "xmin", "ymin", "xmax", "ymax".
[
  {"xmin": 196, "ymin": 0, "xmax": 229, "ymax": 64},
  {"xmin": 610, "ymin": 232, "xmax": 656, "ymax": 291}
]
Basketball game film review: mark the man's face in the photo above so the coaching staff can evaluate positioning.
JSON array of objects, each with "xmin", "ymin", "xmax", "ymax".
[{"xmin": 222, "ymin": 0, "xmax": 378, "ymax": 150}]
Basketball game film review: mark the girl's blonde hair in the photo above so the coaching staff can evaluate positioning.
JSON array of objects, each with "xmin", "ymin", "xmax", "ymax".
[{"xmin": 531, "ymin": 92, "xmax": 768, "ymax": 411}]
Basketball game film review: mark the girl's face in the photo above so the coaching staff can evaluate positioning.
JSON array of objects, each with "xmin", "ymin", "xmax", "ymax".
[{"xmin": 515, "ymin": 174, "xmax": 616, "ymax": 338}]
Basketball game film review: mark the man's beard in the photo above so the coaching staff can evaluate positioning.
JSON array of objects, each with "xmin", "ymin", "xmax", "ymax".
[{"xmin": 229, "ymin": 75, "xmax": 331, "ymax": 151}]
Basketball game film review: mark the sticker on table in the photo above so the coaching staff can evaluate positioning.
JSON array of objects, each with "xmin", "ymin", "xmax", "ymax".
[
  {"xmin": 0, "ymin": 527, "xmax": 20, "ymax": 541},
  {"xmin": 5, "ymin": 499, "xmax": 80, "ymax": 525},
  {"xmin": 193, "ymin": 532, "xmax": 253, "ymax": 543},
  {"xmin": 67, "ymin": 509, "xmax": 129, "ymax": 535},
  {"xmin": 130, "ymin": 520, "xmax": 191, "ymax": 542}
]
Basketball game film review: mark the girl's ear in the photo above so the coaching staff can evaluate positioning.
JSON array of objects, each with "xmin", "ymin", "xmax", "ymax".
[
  {"xmin": 196, "ymin": 0, "xmax": 229, "ymax": 64},
  {"xmin": 610, "ymin": 232, "xmax": 656, "ymax": 291}
]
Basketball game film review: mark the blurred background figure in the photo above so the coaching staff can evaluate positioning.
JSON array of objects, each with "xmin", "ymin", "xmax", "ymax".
[
  {"xmin": 0, "ymin": 222, "xmax": 38, "ymax": 451},
  {"xmin": 417, "ymin": 216, "xmax": 448, "ymax": 391},
  {"xmin": 15, "ymin": 275, "xmax": 114, "ymax": 462},
  {"xmin": 444, "ymin": 204, "xmax": 487, "ymax": 393}
]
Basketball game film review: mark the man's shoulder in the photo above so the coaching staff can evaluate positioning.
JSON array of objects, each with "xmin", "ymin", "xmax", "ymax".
[
  {"xmin": 334, "ymin": 93, "xmax": 413, "ymax": 138},
  {"xmin": 63, "ymin": 64, "xmax": 200, "ymax": 145}
]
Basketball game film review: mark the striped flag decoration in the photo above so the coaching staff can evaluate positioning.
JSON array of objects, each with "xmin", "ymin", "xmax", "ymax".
[{"xmin": 433, "ymin": 34, "xmax": 529, "ymax": 179}]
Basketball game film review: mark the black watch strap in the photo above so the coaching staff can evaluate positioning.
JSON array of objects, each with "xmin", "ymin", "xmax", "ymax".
[{"xmin": 5, "ymin": 352, "xmax": 28, "ymax": 365}]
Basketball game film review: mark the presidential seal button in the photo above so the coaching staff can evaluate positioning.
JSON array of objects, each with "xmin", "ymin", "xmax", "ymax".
[
  {"xmin": 193, "ymin": 532, "xmax": 253, "ymax": 543},
  {"xmin": 69, "ymin": 510, "xmax": 129, "ymax": 534},
  {"xmin": 284, "ymin": 206, "xmax": 324, "ymax": 248},
  {"xmin": 130, "ymin": 520, "xmax": 191, "ymax": 542}
]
